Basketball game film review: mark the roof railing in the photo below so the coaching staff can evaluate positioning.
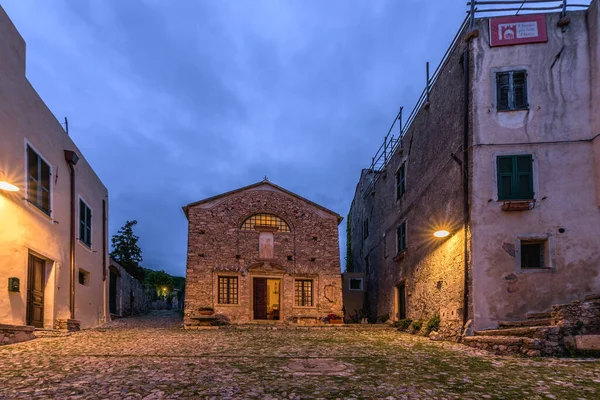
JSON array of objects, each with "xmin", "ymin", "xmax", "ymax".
[{"xmin": 363, "ymin": 0, "xmax": 590, "ymax": 197}]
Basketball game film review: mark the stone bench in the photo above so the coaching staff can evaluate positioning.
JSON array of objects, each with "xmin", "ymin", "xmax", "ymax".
[{"xmin": 292, "ymin": 315, "xmax": 321, "ymax": 325}]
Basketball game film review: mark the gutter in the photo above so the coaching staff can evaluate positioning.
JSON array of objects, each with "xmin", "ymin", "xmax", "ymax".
[
  {"xmin": 64, "ymin": 150, "xmax": 79, "ymax": 320},
  {"xmin": 462, "ymin": 43, "xmax": 471, "ymax": 328}
]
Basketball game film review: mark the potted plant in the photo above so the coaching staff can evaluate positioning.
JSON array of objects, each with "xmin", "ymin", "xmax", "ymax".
[
  {"xmin": 197, "ymin": 307, "xmax": 214, "ymax": 316},
  {"xmin": 327, "ymin": 314, "xmax": 343, "ymax": 325}
]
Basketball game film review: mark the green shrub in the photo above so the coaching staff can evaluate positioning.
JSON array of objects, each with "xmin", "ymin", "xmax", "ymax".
[
  {"xmin": 394, "ymin": 318, "xmax": 413, "ymax": 331},
  {"xmin": 425, "ymin": 314, "xmax": 441, "ymax": 334},
  {"xmin": 378, "ymin": 314, "xmax": 390, "ymax": 323},
  {"xmin": 409, "ymin": 320, "xmax": 423, "ymax": 333}
]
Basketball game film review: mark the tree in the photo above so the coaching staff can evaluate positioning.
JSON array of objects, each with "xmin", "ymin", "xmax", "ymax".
[
  {"xmin": 145, "ymin": 270, "xmax": 174, "ymax": 299},
  {"xmin": 110, "ymin": 220, "xmax": 144, "ymax": 280}
]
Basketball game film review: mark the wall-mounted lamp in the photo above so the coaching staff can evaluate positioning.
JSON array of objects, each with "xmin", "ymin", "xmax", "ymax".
[
  {"xmin": 0, "ymin": 181, "xmax": 19, "ymax": 192},
  {"xmin": 434, "ymin": 230, "xmax": 450, "ymax": 238}
]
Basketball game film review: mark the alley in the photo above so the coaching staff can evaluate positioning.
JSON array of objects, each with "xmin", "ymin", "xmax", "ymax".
[{"xmin": 0, "ymin": 311, "xmax": 599, "ymax": 399}]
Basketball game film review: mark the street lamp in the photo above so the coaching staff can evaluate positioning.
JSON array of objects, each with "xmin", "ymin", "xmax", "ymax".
[
  {"xmin": 0, "ymin": 181, "xmax": 19, "ymax": 192},
  {"xmin": 433, "ymin": 230, "xmax": 450, "ymax": 238}
]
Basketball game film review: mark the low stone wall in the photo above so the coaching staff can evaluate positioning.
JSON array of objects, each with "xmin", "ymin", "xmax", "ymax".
[
  {"xmin": 0, "ymin": 324, "xmax": 35, "ymax": 345},
  {"xmin": 55, "ymin": 319, "xmax": 81, "ymax": 332},
  {"xmin": 552, "ymin": 299, "xmax": 600, "ymax": 335}
]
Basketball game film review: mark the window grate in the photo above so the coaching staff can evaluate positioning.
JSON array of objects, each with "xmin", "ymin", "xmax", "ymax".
[
  {"xmin": 218, "ymin": 276, "xmax": 238, "ymax": 304},
  {"xmin": 295, "ymin": 280, "xmax": 313, "ymax": 307},
  {"xmin": 241, "ymin": 213, "xmax": 291, "ymax": 232}
]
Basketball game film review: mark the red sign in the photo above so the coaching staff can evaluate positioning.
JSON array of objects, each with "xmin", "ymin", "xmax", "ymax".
[{"xmin": 489, "ymin": 14, "xmax": 548, "ymax": 47}]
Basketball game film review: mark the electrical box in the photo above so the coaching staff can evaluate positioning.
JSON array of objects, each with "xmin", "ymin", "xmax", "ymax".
[{"xmin": 8, "ymin": 277, "xmax": 20, "ymax": 292}]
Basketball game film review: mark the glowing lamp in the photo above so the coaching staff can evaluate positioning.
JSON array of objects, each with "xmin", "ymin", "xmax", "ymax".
[
  {"xmin": 434, "ymin": 230, "xmax": 450, "ymax": 238},
  {"xmin": 0, "ymin": 181, "xmax": 19, "ymax": 192}
]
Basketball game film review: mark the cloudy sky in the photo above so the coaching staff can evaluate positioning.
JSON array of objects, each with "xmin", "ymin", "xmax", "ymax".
[{"xmin": 3, "ymin": 0, "xmax": 538, "ymax": 276}]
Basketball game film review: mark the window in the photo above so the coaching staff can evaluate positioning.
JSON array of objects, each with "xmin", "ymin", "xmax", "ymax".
[
  {"xmin": 27, "ymin": 145, "xmax": 51, "ymax": 215},
  {"xmin": 295, "ymin": 280, "xmax": 313, "ymax": 307},
  {"xmin": 363, "ymin": 218, "xmax": 369, "ymax": 239},
  {"xmin": 521, "ymin": 240, "xmax": 546, "ymax": 269},
  {"xmin": 397, "ymin": 221, "xmax": 407, "ymax": 254},
  {"xmin": 396, "ymin": 163, "xmax": 406, "ymax": 200},
  {"xmin": 79, "ymin": 199, "xmax": 92, "ymax": 247},
  {"xmin": 497, "ymin": 155, "xmax": 534, "ymax": 200},
  {"xmin": 349, "ymin": 278, "xmax": 363, "ymax": 291},
  {"xmin": 218, "ymin": 276, "xmax": 238, "ymax": 304},
  {"xmin": 78, "ymin": 269, "xmax": 90, "ymax": 286},
  {"xmin": 497, "ymin": 71, "xmax": 527, "ymax": 111},
  {"xmin": 240, "ymin": 213, "xmax": 291, "ymax": 232}
]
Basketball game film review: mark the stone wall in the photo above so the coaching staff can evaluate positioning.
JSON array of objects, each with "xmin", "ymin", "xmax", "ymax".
[
  {"xmin": 184, "ymin": 182, "xmax": 343, "ymax": 326},
  {"xmin": 109, "ymin": 259, "xmax": 149, "ymax": 317},
  {"xmin": 0, "ymin": 324, "xmax": 35, "ymax": 345},
  {"xmin": 348, "ymin": 26, "xmax": 469, "ymax": 335}
]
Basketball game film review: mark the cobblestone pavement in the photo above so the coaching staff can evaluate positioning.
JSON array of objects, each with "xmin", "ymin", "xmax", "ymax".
[{"xmin": 1, "ymin": 311, "xmax": 599, "ymax": 399}]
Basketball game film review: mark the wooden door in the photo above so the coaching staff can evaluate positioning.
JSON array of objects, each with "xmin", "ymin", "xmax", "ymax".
[
  {"xmin": 27, "ymin": 254, "xmax": 45, "ymax": 328},
  {"xmin": 253, "ymin": 278, "xmax": 267, "ymax": 320},
  {"xmin": 397, "ymin": 283, "xmax": 406, "ymax": 320}
]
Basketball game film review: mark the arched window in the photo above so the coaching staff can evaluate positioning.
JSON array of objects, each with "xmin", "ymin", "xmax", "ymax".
[{"xmin": 240, "ymin": 213, "xmax": 291, "ymax": 232}]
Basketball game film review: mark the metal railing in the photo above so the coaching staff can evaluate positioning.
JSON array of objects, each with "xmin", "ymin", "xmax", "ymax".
[{"xmin": 363, "ymin": 0, "xmax": 591, "ymax": 197}]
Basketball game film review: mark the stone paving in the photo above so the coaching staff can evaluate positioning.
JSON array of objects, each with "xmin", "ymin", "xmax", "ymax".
[{"xmin": 0, "ymin": 311, "xmax": 599, "ymax": 399}]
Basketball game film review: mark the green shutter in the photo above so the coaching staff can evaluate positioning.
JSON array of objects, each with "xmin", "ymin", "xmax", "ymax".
[{"xmin": 497, "ymin": 155, "xmax": 533, "ymax": 200}]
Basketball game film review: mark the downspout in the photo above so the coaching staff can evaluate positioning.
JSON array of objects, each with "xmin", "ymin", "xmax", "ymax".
[
  {"xmin": 64, "ymin": 150, "xmax": 79, "ymax": 320},
  {"xmin": 462, "ymin": 44, "xmax": 471, "ymax": 328},
  {"xmin": 102, "ymin": 198, "xmax": 107, "ymax": 323}
]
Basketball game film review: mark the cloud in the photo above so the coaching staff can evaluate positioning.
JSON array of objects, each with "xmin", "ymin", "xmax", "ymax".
[{"xmin": 2, "ymin": 0, "xmax": 474, "ymax": 275}]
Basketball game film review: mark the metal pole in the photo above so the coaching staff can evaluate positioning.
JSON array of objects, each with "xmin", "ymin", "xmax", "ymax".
[
  {"xmin": 426, "ymin": 62, "xmax": 430, "ymax": 104},
  {"xmin": 398, "ymin": 106, "xmax": 403, "ymax": 134},
  {"xmin": 562, "ymin": 0, "xmax": 567, "ymax": 18},
  {"xmin": 469, "ymin": 0, "xmax": 476, "ymax": 31}
]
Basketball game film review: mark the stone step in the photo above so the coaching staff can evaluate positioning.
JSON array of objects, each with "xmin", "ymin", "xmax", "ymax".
[
  {"xmin": 474, "ymin": 326, "xmax": 551, "ymax": 338},
  {"xmin": 584, "ymin": 294, "xmax": 600, "ymax": 302},
  {"xmin": 573, "ymin": 335, "xmax": 600, "ymax": 352},
  {"xmin": 464, "ymin": 335, "xmax": 542, "ymax": 349},
  {"xmin": 499, "ymin": 318, "xmax": 552, "ymax": 328},
  {"xmin": 527, "ymin": 312, "xmax": 552, "ymax": 320}
]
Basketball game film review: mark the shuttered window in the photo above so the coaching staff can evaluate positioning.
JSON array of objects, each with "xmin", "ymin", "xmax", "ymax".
[
  {"xmin": 396, "ymin": 163, "xmax": 406, "ymax": 200},
  {"xmin": 497, "ymin": 155, "xmax": 534, "ymax": 200},
  {"xmin": 397, "ymin": 221, "xmax": 407, "ymax": 254},
  {"xmin": 79, "ymin": 199, "xmax": 92, "ymax": 247},
  {"xmin": 27, "ymin": 145, "xmax": 51, "ymax": 215},
  {"xmin": 497, "ymin": 71, "xmax": 528, "ymax": 111}
]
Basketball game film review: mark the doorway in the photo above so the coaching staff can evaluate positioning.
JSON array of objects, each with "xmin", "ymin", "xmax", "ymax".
[
  {"xmin": 396, "ymin": 282, "xmax": 406, "ymax": 320},
  {"xmin": 27, "ymin": 254, "xmax": 45, "ymax": 328},
  {"xmin": 109, "ymin": 270, "xmax": 118, "ymax": 315},
  {"xmin": 253, "ymin": 278, "xmax": 281, "ymax": 320}
]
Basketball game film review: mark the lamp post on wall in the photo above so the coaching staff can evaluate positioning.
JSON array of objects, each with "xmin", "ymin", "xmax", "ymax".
[{"xmin": 0, "ymin": 170, "xmax": 19, "ymax": 192}]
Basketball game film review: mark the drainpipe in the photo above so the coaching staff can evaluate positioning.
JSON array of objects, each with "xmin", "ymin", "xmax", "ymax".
[
  {"xmin": 462, "ymin": 44, "xmax": 471, "ymax": 328},
  {"xmin": 64, "ymin": 150, "xmax": 79, "ymax": 320}
]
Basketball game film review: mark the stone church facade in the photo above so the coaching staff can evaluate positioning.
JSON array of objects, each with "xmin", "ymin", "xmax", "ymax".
[{"xmin": 183, "ymin": 180, "xmax": 343, "ymax": 326}]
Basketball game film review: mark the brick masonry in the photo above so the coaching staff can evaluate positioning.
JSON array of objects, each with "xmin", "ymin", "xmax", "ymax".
[
  {"xmin": 348, "ymin": 32, "xmax": 469, "ymax": 336},
  {"xmin": 183, "ymin": 181, "xmax": 343, "ymax": 326}
]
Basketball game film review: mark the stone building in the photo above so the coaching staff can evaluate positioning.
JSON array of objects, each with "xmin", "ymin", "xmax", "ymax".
[
  {"xmin": 348, "ymin": 1, "xmax": 600, "ymax": 336},
  {"xmin": 183, "ymin": 180, "xmax": 343, "ymax": 326},
  {"xmin": 0, "ymin": 5, "xmax": 109, "ymax": 339}
]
